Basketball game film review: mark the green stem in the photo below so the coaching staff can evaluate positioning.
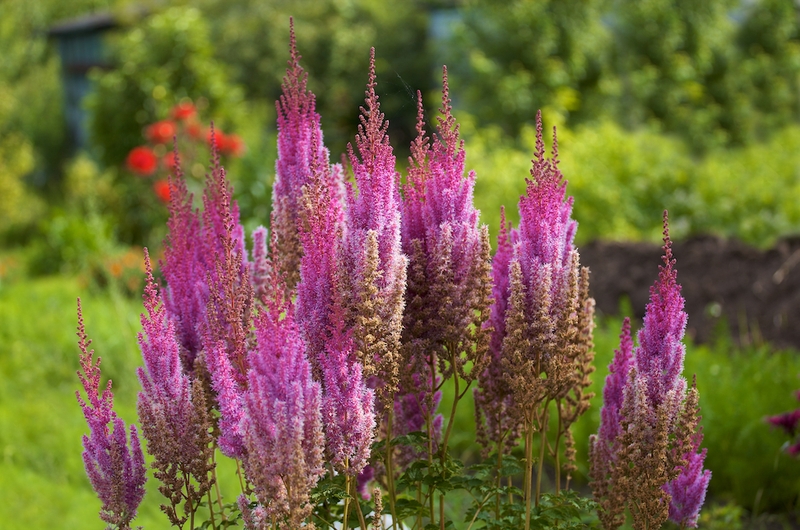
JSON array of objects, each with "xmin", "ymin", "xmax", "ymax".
[
  {"xmin": 554, "ymin": 403, "xmax": 562, "ymax": 494},
  {"xmin": 344, "ymin": 472, "xmax": 352, "ymax": 530},
  {"xmin": 354, "ymin": 490, "xmax": 369, "ymax": 530},
  {"xmin": 523, "ymin": 419, "xmax": 535, "ymax": 530},
  {"xmin": 439, "ymin": 494, "xmax": 445, "ymax": 530},
  {"xmin": 385, "ymin": 411, "xmax": 399, "ymax": 530},
  {"xmin": 206, "ymin": 488, "xmax": 218, "ymax": 530},
  {"xmin": 535, "ymin": 404, "xmax": 549, "ymax": 507}
]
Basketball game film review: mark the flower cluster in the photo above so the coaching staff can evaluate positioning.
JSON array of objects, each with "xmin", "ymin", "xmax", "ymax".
[
  {"xmin": 76, "ymin": 23, "xmax": 711, "ymax": 530},
  {"xmin": 75, "ymin": 299, "xmax": 146, "ymax": 530},
  {"xmin": 125, "ymin": 100, "xmax": 244, "ymax": 203},
  {"xmin": 590, "ymin": 213, "xmax": 711, "ymax": 530}
]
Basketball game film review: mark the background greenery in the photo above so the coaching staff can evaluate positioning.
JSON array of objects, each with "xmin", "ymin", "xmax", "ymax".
[{"xmin": 3, "ymin": 0, "xmax": 800, "ymax": 527}]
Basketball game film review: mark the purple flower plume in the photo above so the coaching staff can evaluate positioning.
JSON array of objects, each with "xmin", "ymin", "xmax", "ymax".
[
  {"xmin": 161, "ymin": 137, "xmax": 253, "ymax": 378},
  {"xmin": 341, "ymin": 48, "xmax": 407, "ymax": 404},
  {"xmin": 137, "ymin": 249, "xmax": 194, "ymax": 432},
  {"xmin": 516, "ymin": 112, "xmax": 577, "ymax": 319},
  {"xmin": 242, "ymin": 296, "xmax": 326, "ymax": 523},
  {"xmin": 272, "ymin": 19, "xmax": 332, "ymax": 290},
  {"xmin": 76, "ymin": 299, "xmax": 146, "ymax": 529},
  {"xmin": 295, "ymin": 126, "xmax": 346, "ymax": 367},
  {"xmin": 666, "ymin": 440, "xmax": 711, "ymax": 527},
  {"xmin": 635, "ymin": 214, "xmax": 688, "ymax": 409},
  {"xmin": 598, "ymin": 317, "xmax": 634, "ymax": 446},
  {"xmin": 320, "ymin": 319, "xmax": 376, "ymax": 475},
  {"xmin": 591, "ymin": 213, "xmax": 710, "ymax": 529}
]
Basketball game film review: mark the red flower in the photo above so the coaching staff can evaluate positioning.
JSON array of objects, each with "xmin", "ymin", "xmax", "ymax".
[
  {"xmin": 186, "ymin": 121, "xmax": 202, "ymax": 139},
  {"xmin": 153, "ymin": 180, "xmax": 171, "ymax": 203},
  {"xmin": 171, "ymin": 102, "xmax": 197, "ymax": 121},
  {"xmin": 206, "ymin": 128, "xmax": 226, "ymax": 151},
  {"xmin": 163, "ymin": 151, "xmax": 178, "ymax": 171},
  {"xmin": 221, "ymin": 134, "xmax": 245, "ymax": 157},
  {"xmin": 126, "ymin": 146, "xmax": 158, "ymax": 176},
  {"xmin": 146, "ymin": 120, "xmax": 177, "ymax": 145},
  {"xmin": 205, "ymin": 128, "xmax": 245, "ymax": 157}
]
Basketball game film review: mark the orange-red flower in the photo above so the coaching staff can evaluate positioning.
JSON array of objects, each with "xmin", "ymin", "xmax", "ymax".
[
  {"xmin": 186, "ymin": 121, "xmax": 202, "ymax": 139},
  {"xmin": 146, "ymin": 120, "xmax": 177, "ymax": 145},
  {"xmin": 222, "ymin": 134, "xmax": 245, "ymax": 157},
  {"xmin": 171, "ymin": 102, "xmax": 197, "ymax": 121},
  {"xmin": 153, "ymin": 180, "xmax": 171, "ymax": 203},
  {"xmin": 163, "ymin": 151, "xmax": 178, "ymax": 171},
  {"xmin": 126, "ymin": 146, "xmax": 158, "ymax": 176}
]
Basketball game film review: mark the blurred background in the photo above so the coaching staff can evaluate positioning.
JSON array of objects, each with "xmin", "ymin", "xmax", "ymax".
[{"xmin": 2, "ymin": 0, "xmax": 800, "ymax": 528}]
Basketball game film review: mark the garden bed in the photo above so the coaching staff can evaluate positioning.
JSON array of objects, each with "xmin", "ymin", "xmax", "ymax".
[{"xmin": 582, "ymin": 234, "xmax": 800, "ymax": 349}]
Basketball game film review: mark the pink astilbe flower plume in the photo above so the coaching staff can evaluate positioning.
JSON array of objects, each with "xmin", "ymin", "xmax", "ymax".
[
  {"xmin": 320, "ymin": 316, "xmax": 376, "ymax": 476},
  {"xmin": 590, "ymin": 213, "xmax": 710, "ymax": 530},
  {"xmin": 477, "ymin": 113, "xmax": 594, "ymax": 477},
  {"xmin": 272, "ymin": 18, "xmax": 333, "ymax": 291},
  {"xmin": 76, "ymin": 299, "xmax": 146, "ymax": 530},
  {"xmin": 635, "ymin": 215, "xmax": 688, "ymax": 409},
  {"xmin": 296, "ymin": 125, "xmax": 346, "ymax": 372},
  {"xmin": 137, "ymin": 249, "xmax": 215, "ymax": 527},
  {"xmin": 588, "ymin": 318, "xmax": 633, "ymax": 529},
  {"xmin": 401, "ymin": 71, "xmax": 492, "ymax": 389},
  {"xmin": 474, "ymin": 206, "xmax": 522, "ymax": 455},
  {"xmin": 341, "ymin": 48, "xmax": 407, "ymax": 407},
  {"xmin": 161, "ymin": 153, "xmax": 206, "ymax": 370},
  {"xmin": 240, "ymin": 294, "xmax": 326, "ymax": 526}
]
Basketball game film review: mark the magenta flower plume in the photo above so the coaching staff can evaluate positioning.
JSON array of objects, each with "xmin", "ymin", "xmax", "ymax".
[
  {"xmin": 598, "ymin": 317, "xmax": 634, "ymax": 446},
  {"xmin": 76, "ymin": 299, "xmax": 146, "ymax": 529},
  {"xmin": 475, "ymin": 207, "xmax": 521, "ymax": 455},
  {"xmin": 241, "ymin": 296, "xmax": 325, "ymax": 524},
  {"xmin": 320, "ymin": 320, "xmax": 376, "ymax": 475},
  {"xmin": 480, "ymin": 112, "xmax": 593, "ymax": 460},
  {"xmin": 137, "ymin": 250, "xmax": 195, "ymax": 447},
  {"xmin": 590, "ymin": 214, "xmax": 710, "ymax": 530},
  {"xmin": 635, "ymin": 214, "xmax": 688, "ymax": 408},
  {"xmin": 515, "ymin": 112, "xmax": 577, "ymax": 321},
  {"xmin": 206, "ymin": 338, "xmax": 246, "ymax": 458},
  {"xmin": 272, "ymin": 19, "xmax": 332, "ymax": 290},
  {"xmin": 137, "ymin": 249, "xmax": 215, "ymax": 527},
  {"xmin": 161, "ymin": 158, "xmax": 206, "ymax": 370},
  {"xmin": 341, "ymin": 48, "xmax": 407, "ymax": 405},
  {"xmin": 296, "ymin": 127, "xmax": 346, "ymax": 368},
  {"xmin": 401, "ymin": 71, "xmax": 492, "ymax": 383},
  {"xmin": 666, "ymin": 439, "xmax": 711, "ymax": 527}
]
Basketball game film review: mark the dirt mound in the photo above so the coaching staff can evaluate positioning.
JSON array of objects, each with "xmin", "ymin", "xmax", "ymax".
[{"xmin": 580, "ymin": 235, "xmax": 800, "ymax": 350}]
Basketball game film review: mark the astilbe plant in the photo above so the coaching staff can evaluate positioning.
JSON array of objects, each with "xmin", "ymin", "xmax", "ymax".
[
  {"xmin": 590, "ymin": 212, "xmax": 710, "ymax": 530},
  {"xmin": 75, "ymin": 25, "xmax": 715, "ymax": 530},
  {"xmin": 76, "ymin": 299, "xmax": 147, "ymax": 530},
  {"xmin": 473, "ymin": 112, "xmax": 596, "ymax": 529},
  {"xmin": 397, "ymin": 70, "xmax": 493, "ymax": 526},
  {"xmin": 272, "ymin": 20, "xmax": 332, "ymax": 293}
]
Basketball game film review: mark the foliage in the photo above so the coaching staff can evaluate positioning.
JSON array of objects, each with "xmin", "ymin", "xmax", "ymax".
[
  {"xmin": 444, "ymin": 0, "xmax": 612, "ymax": 137},
  {"xmin": 86, "ymin": 6, "xmax": 244, "ymax": 168},
  {"xmin": 466, "ymin": 116, "xmax": 800, "ymax": 247},
  {"xmin": 445, "ymin": 0, "xmax": 800, "ymax": 153},
  {"xmin": 0, "ymin": 133, "xmax": 43, "ymax": 239},
  {"xmin": 192, "ymin": 0, "xmax": 431, "ymax": 157}
]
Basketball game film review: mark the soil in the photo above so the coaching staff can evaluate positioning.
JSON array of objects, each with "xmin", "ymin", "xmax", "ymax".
[{"xmin": 579, "ymin": 235, "xmax": 800, "ymax": 350}]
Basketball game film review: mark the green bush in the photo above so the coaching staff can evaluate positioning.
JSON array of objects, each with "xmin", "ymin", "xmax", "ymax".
[
  {"xmin": 87, "ymin": 6, "xmax": 245, "ymax": 168},
  {"xmin": 465, "ymin": 115, "xmax": 800, "ymax": 247}
]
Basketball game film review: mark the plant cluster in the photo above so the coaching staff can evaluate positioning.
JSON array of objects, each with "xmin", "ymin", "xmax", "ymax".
[
  {"xmin": 124, "ymin": 100, "xmax": 245, "ymax": 204},
  {"xmin": 75, "ymin": 28, "xmax": 709, "ymax": 530}
]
